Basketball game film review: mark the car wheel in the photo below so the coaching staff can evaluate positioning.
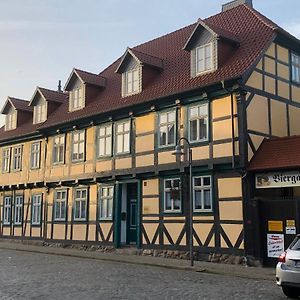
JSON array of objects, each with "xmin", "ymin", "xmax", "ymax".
[{"xmin": 282, "ymin": 286, "xmax": 300, "ymax": 299}]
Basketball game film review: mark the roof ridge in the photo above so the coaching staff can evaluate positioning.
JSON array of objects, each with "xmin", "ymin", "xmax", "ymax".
[
  {"xmin": 242, "ymin": 4, "xmax": 278, "ymax": 31},
  {"xmin": 130, "ymin": 48, "xmax": 163, "ymax": 60},
  {"xmin": 38, "ymin": 86, "xmax": 63, "ymax": 94},
  {"xmin": 9, "ymin": 97, "xmax": 29, "ymax": 103},
  {"xmin": 75, "ymin": 68, "xmax": 102, "ymax": 76}
]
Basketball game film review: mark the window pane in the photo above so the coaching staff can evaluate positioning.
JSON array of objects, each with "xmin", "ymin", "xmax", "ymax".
[
  {"xmin": 124, "ymin": 133, "xmax": 130, "ymax": 152},
  {"xmin": 168, "ymin": 124, "xmax": 175, "ymax": 145},
  {"xmin": 199, "ymin": 118, "xmax": 207, "ymax": 140},
  {"xmin": 194, "ymin": 177, "xmax": 201, "ymax": 187},
  {"xmin": 194, "ymin": 190, "xmax": 202, "ymax": 210},
  {"xmin": 124, "ymin": 122, "xmax": 130, "ymax": 132},
  {"xmin": 203, "ymin": 177, "xmax": 210, "ymax": 186},
  {"xmin": 117, "ymin": 135, "xmax": 123, "ymax": 153},
  {"xmin": 160, "ymin": 127, "xmax": 167, "ymax": 146},
  {"xmin": 165, "ymin": 192, "xmax": 172, "ymax": 210},
  {"xmin": 160, "ymin": 113, "xmax": 167, "ymax": 124},
  {"xmin": 173, "ymin": 199, "xmax": 181, "ymax": 210},
  {"xmin": 105, "ymin": 137, "xmax": 111, "ymax": 155},
  {"xmin": 190, "ymin": 119, "xmax": 198, "ymax": 141},
  {"xmin": 204, "ymin": 190, "xmax": 211, "ymax": 210}
]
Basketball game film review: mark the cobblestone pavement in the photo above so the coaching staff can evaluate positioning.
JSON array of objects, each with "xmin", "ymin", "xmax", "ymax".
[{"xmin": 0, "ymin": 249, "xmax": 285, "ymax": 300}]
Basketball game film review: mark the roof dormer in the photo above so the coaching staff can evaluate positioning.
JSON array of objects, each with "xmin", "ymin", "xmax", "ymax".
[
  {"xmin": 1, "ymin": 97, "xmax": 33, "ymax": 131},
  {"xmin": 183, "ymin": 19, "xmax": 239, "ymax": 78},
  {"xmin": 29, "ymin": 87, "xmax": 67, "ymax": 124},
  {"xmin": 115, "ymin": 48, "xmax": 163, "ymax": 97},
  {"xmin": 64, "ymin": 68, "xmax": 106, "ymax": 112}
]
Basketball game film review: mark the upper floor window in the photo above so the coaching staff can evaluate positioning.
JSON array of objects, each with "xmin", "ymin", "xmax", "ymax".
[
  {"xmin": 33, "ymin": 102, "xmax": 47, "ymax": 124},
  {"xmin": 188, "ymin": 103, "xmax": 209, "ymax": 143},
  {"xmin": 31, "ymin": 194, "xmax": 42, "ymax": 225},
  {"xmin": 99, "ymin": 185, "xmax": 114, "ymax": 220},
  {"xmin": 124, "ymin": 68, "xmax": 140, "ymax": 96},
  {"xmin": 164, "ymin": 178, "xmax": 181, "ymax": 213},
  {"xmin": 5, "ymin": 111, "xmax": 17, "ymax": 131},
  {"xmin": 30, "ymin": 142, "xmax": 40, "ymax": 169},
  {"xmin": 70, "ymin": 87, "xmax": 84, "ymax": 111},
  {"xmin": 53, "ymin": 135, "xmax": 65, "ymax": 164},
  {"xmin": 195, "ymin": 43, "xmax": 213, "ymax": 75},
  {"xmin": 74, "ymin": 188, "xmax": 88, "ymax": 221},
  {"xmin": 2, "ymin": 148, "xmax": 10, "ymax": 173},
  {"xmin": 72, "ymin": 130, "xmax": 85, "ymax": 162},
  {"xmin": 12, "ymin": 145, "xmax": 22, "ymax": 171},
  {"xmin": 96, "ymin": 124, "xmax": 112, "ymax": 157},
  {"xmin": 14, "ymin": 195, "xmax": 23, "ymax": 225},
  {"xmin": 158, "ymin": 110, "xmax": 176, "ymax": 148},
  {"xmin": 193, "ymin": 176, "xmax": 212, "ymax": 212},
  {"xmin": 291, "ymin": 53, "xmax": 300, "ymax": 84},
  {"xmin": 3, "ymin": 196, "xmax": 12, "ymax": 225},
  {"xmin": 54, "ymin": 190, "xmax": 67, "ymax": 221},
  {"xmin": 115, "ymin": 120, "xmax": 130, "ymax": 154}
]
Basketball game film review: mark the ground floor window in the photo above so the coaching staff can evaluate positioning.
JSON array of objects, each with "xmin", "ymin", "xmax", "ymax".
[
  {"xmin": 74, "ymin": 188, "xmax": 88, "ymax": 221},
  {"xmin": 193, "ymin": 176, "xmax": 212, "ymax": 212},
  {"xmin": 32, "ymin": 194, "xmax": 42, "ymax": 225},
  {"xmin": 3, "ymin": 196, "xmax": 12, "ymax": 225},
  {"xmin": 99, "ymin": 185, "xmax": 114, "ymax": 220},
  {"xmin": 14, "ymin": 196, "xmax": 23, "ymax": 225},
  {"xmin": 164, "ymin": 178, "xmax": 181, "ymax": 213},
  {"xmin": 54, "ymin": 190, "xmax": 67, "ymax": 221}
]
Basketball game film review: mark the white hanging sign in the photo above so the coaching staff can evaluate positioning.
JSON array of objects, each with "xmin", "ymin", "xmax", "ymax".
[
  {"xmin": 267, "ymin": 234, "xmax": 285, "ymax": 258},
  {"xmin": 256, "ymin": 171, "xmax": 300, "ymax": 189}
]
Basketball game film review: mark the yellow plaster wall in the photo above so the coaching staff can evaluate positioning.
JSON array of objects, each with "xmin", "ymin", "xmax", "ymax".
[
  {"xmin": 158, "ymin": 151, "xmax": 176, "ymax": 165},
  {"xmin": 164, "ymin": 223, "xmax": 185, "ymax": 245},
  {"xmin": 142, "ymin": 197, "xmax": 159, "ymax": 214},
  {"xmin": 192, "ymin": 146, "xmax": 209, "ymax": 161},
  {"xmin": 292, "ymin": 86, "xmax": 300, "ymax": 103},
  {"xmin": 219, "ymin": 201, "xmax": 243, "ymax": 221},
  {"xmin": 277, "ymin": 80, "xmax": 290, "ymax": 99},
  {"xmin": 264, "ymin": 76, "xmax": 276, "ymax": 95},
  {"xmin": 211, "ymin": 95, "xmax": 237, "ymax": 119},
  {"xmin": 277, "ymin": 45, "xmax": 289, "ymax": 63},
  {"xmin": 289, "ymin": 106, "xmax": 300, "ymax": 135},
  {"xmin": 246, "ymin": 71, "xmax": 263, "ymax": 90},
  {"xmin": 221, "ymin": 224, "xmax": 243, "ymax": 249},
  {"xmin": 193, "ymin": 223, "xmax": 214, "ymax": 247},
  {"xmin": 213, "ymin": 142, "xmax": 232, "ymax": 158},
  {"xmin": 136, "ymin": 135, "xmax": 154, "ymax": 153},
  {"xmin": 143, "ymin": 179, "xmax": 159, "ymax": 195},
  {"xmin": 264, "ymin": 57, "xmax": 276, "ymax": 75},
  {"xmin": 136, "ymin": 154, "xmax": 154, "ymax": 168},
  {"xmin": 136, "ymin": 113, "xmax": 155, "ymax": 134},
  {"xmin": 270, "ymin": 100, "xmax": 287, "ymax": 136},
  {"xmin": 96, "ymin": 160, "xmax": 112, "ymax": 172},
  {"xmin": 115, "ymin": 157, "xmax": 132, "ymax": 169},
  {"xmin": 265, "ymin": 43, "xmax": 275, "ymax": 57},
  {"xmin": 277, "ymin": 63, "xmax": 289, "ymax": 79},
  {"xmin": 247, "ymin": 95, "xmax": 269, "ymax": 134},
  {"xmin": 218, "ymin": 177, "xmax": 242, "ymax": 199},
  {"xmin": 213, "ymin": 118, "xmax": 238, "ymax": 140},
  {"xmin": 143, "ymin": 223, "xmax": 159, "ymax": 244},
  {"xmin": 72, "ymin": 224, "xmax": 86, "ymax": 240}
]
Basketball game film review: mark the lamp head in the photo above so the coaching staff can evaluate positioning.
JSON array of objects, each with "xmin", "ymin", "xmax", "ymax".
[{"xmin": 172, "ymin": 144, "xmax": 184, "ymax": 156}]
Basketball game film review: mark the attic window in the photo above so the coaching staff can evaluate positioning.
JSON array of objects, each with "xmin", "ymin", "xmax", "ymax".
[
  {"xmin": 5, "ymin": 111, "xmax": 17, "ymax": 131},
  {"xmin": 123, "ymin": 68, "xmax": 141, "ymax": 96},
  {"xmin": 196, "ymin": 43, "xmax": 213, "ymax": 74},
  {"xmin": 70, "ymin": 86, "xmax": 84, "ymax": 111},
  {"xmin": 34, "ymin": 102, "xmax": 47, "ymax": 124}
]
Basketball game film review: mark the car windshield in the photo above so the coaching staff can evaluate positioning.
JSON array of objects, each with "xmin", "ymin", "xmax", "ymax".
[{"xmin": 289, "ymin": 237, "xmax": 300, "ymax": 250}]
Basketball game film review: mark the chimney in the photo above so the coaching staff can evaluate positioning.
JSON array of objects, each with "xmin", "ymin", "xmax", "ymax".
[
  {"xmin": 222, "ymin": 0, "xmax": 253, "ymax": 12},
  {"xmin": 58, "ymin": 80, "xmax": 62, "ymax": 92}
]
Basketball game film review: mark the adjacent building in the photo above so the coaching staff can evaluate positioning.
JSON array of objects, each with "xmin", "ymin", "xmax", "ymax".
[{"xmin": 0, "ymin": 0, "xmax": 299, "ymax": 265}]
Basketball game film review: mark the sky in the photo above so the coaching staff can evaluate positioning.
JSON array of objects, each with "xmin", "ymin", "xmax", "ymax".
[{"xmin": 0, "ymin": 0, "xmax": 300, "ymax": 125}]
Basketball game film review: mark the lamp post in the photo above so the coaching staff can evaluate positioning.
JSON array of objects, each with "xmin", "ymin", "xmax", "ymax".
[{"xmin": 172, "ymin": 137, "xmax": 194, "ymax": 267}]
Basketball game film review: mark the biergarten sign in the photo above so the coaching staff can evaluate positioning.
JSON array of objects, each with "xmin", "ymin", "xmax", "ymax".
[{"xmin": 256, "ymin": 171, "xmax": 300, "ymax": 189}]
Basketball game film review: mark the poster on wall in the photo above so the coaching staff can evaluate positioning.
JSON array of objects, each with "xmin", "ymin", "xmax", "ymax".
[{"xmin": 267, "ymin": 234, "xmax": 285, "ymax": 258}]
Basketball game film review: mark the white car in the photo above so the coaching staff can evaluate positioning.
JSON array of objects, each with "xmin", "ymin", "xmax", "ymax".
[{"xmin": 276, "ymin": 235, "xmax": 300, "ymax": 298}]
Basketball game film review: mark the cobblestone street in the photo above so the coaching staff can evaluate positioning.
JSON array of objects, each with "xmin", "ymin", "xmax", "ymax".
[{"xmin": 0, "ymin": 249, "xmax": 284, "ymax": 300}]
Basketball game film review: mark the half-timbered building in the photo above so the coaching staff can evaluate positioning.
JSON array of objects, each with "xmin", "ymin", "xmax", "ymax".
[{"xmin": 0, "ymin": 0, "xmax": 299, "ymax": 265}]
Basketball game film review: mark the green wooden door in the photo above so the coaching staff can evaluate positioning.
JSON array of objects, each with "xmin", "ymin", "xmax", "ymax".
[{"xmin": 127, "ymin": 183, "xmax": 137, "ymax": 244}]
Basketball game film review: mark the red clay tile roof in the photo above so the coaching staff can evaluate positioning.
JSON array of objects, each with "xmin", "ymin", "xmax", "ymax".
[
  {"xmin": 74, "ymin": 69, "xmax": 106, "ymax": 88},
  {"xmin": 0, "ymin": 4, "xmax": 290, "ymax": 142},
  {"xmin": 38, "ymin": 87, "xmax": 68, "ymax": 103},
  {"xmin": 9, "ymin": 98, "xmax": 32, "ymax": 112},
  {"xmin": 248, "ymin": 136, "xmax": 300, "ymax": 172}
]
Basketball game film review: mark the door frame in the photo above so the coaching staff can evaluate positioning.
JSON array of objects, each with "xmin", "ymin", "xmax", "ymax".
[{"xmin": 113, "ymin": 179, "xmax": 141, "ymax": 248}]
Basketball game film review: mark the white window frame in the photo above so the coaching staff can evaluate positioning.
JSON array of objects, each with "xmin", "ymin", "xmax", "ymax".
[
  {"xmin": 70, "ymin": 87, "xmax": 84, "ymax": 111},
  {"xmin": 163, "ymin": 178, "xmax": 181, "ymax": 213},
  {"xmin": 14, "ymin": 195, "xmax": 23, "ymax": 225},
  {"xmin": 3, "ymin": 196, "xmax": 12, "ymax": 225},
  {"xmin": 291, "ymin": 52, "xmax": 300, "ymax": 84},
  {"xmin": 125, "ymin": 68, "xmax": 140, "ymax": 96},
  {"xmin": 2, "ymin": 148, "xmax": 10, "ymax": 173},
  {"xmin": 158, "ymin": 110, "xmax": 176, "ymax": 148},
  {"xmin": 71, "ymin": 130, "xmax": 85, "ymax": 162},
  {"xmin": 98, "ymin": 185, "xmax": 114, "ymax": 220},
  {"xmin": 33, "ymin": 102, "xmax": 47, "ymax": 124},
  {"xmin": 188, "ymin": 103, "xmax": 209, "ymax": 143},
  {"xmin": 195, "ymin": 43, "xmax": 213, "ymax": 75},
  {"xmin": 115, "ymin": 120, "xmax": 131, "ymax": 155},
  {"xmin": 193, "ymin": 176, "xmax": 213, "ymax": 212},
  {"xmin": 73, "ymin": 188, "xmax": 88, "ymax": 221},
  {"xmin": 96, "ymin": 123, "xmax": 112, "ymax": 158},
  {"xmin": 5, "ymin": 111, "xmax": 17, "ymax": 131},
  {"xmin": 53, "ymin": 135, "xmax": 65, "ymax": 165},
  {"xmin": 30, "ymin": 142, "xmax": 41, "ymax": 169},
  {"xmin": 54, "ymin": 190, "xmax": 67, "ymax": 221},
  {"xmin": 12, "ymin": 145, "xmax": 22, "ymax": 171},
  {"xmin": 31, "ymin": 194, "xmax": 42, "ymax": 225}
]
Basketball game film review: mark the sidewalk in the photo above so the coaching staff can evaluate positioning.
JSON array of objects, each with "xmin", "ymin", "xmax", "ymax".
[{"xmin": 0, "ymin": 240, "xmax": 275, "ymax": 281}]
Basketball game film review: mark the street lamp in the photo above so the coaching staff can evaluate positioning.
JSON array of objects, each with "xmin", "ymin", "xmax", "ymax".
[{"xmin": 172, "ymin": 137, "xmax": 194, "ymax": 267}]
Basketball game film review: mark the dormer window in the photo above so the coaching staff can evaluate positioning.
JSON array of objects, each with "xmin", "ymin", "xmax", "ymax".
[
  {"xmin": 33, "ymin": 102, "xmax": 47, "ymax": 124},
  {"xmin": 5, "ymin": 111, "xmax": 17, "ymax": 131},
  {"xmin": 196, "ymin": 43, "xmax": 213, "ymax": 74},
  {"xmin": 70, "ymin": 87, "xmax": 84, "ymax": 111},
  {"xmin": 125, "ymin": 68, "xmax": 140, "ymax": 96}
]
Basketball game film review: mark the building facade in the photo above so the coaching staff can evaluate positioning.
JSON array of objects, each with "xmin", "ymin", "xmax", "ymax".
[{"xmin": 0, "ymin": 1, "xmax": 299, "ymax": 264}]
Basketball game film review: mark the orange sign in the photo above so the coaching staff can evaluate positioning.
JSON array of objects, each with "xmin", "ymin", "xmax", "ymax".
[{"xmin": 268, "ymin": 221, "xmax": 283, "ymax": 232}]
